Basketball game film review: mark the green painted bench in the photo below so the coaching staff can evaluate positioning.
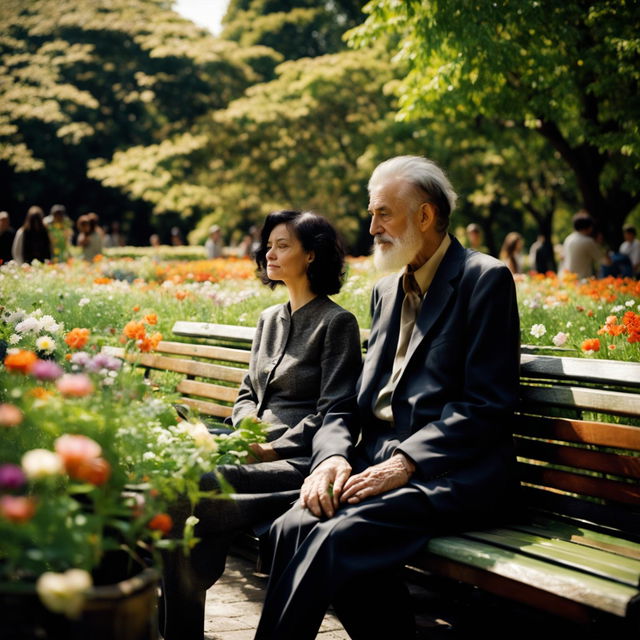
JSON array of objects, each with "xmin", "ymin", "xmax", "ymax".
[{"xmin": 104, "ymin": 321, "xmax": 640, "ymax": 632}]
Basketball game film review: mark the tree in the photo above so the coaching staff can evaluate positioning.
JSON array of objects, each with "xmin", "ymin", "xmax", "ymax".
[
  {"xmin": 349, "ymin": 0, "xmax": 640, "ymax": 245},
  {"xmin": 222, "ymin": 0, "xmax": 368, "ymax": 63},
  {"xmin": 89, "ymin": 49, "xmax": 434, "ymax": 252},
  {"xmin": 0, "ymin": 0, "xmax": 257, "ymax": 239}
]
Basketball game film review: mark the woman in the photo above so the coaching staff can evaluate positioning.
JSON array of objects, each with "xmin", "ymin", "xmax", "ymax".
[
  {"xmin": 11, "ymin": 206, "xmax": 52, "ymax": 265},
  {"xmin": 162, "ymin": 210, "xmax": 362, "ymax": 640},
  {"xmin": 499, "ymin": 231, "xmax": 524, "ymax": 275},
  {"xmin": 76, "ymin": 213, "xmax": 103, "ymax": 261}
]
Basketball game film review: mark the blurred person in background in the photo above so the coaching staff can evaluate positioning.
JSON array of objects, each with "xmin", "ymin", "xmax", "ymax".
[
  {"xmin": 104, "ymin": 221, "xmax": 127, "ymax": 248},
  {"xmin": 76, "ymin": 213, "xmax": 103, "ymax": 261},
  {"xmin": 44, "ymin": 204, "xmax": 73, "ymax": 262},
  {"xmin": 619, "ymin": 225, "xmax": 640, "ymax": 278},
  {"xmin": 560, "ymin": 212, "xmax": 607, "ymax": 279},
  {"xmin": 12, "ymin": 206, "xmax": 52, "ymax": 265},
  {"xmin": 205, "ymin": 224, "xmax": 224, "ymax": 258},
  {"xmin": 528, "ymin": 232, "xmax": 557, "ymax": 274},
  {"xmin": 465, "ymin": 222, "xmax": 488, "ymax": 253},
  {"xmin": 499, "ymin": 231, "xmax": 524, "ymax": 275},
  {"xmin": 0, "ymin": 211, "xmax": 16, "ymax": 265}
]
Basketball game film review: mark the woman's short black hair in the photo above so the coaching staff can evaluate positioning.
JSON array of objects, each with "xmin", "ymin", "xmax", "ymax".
[{"xmin": 254, "ymin": 210, "xmax": 346, "ymax": 296}]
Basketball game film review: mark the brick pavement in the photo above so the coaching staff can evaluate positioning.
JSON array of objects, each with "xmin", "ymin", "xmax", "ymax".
[{"xmin": 203, "ymin": 554, "xmax": 585, "ymax": 640}]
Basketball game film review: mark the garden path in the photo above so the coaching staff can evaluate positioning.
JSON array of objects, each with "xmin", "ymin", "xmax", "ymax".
[{"xmin": 205, "ymin": 554, "xmax": 582, "ymax": 639}]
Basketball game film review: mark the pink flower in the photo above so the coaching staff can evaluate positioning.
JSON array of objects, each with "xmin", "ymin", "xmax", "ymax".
[
  {"xmin": 31, "ymin": 359, "xmax": 64, "ymax": 382},
  {"xmin": 0, "ymin": 404, "xmax": 23, "ymax": 427},
  {"xmin": 0, "ymin": 464, "xmax": 26, "ymax": 490},
  {"xmin": 56, "ymin": 374, "xmax": 94, "ymax": 397},
  {"xmin": 0, "ymin": 495, "xmax": 36, "ymax": 523},
  {"xmin": 54, "ymin": 434, "xmax": 102, "ymax": 476}
]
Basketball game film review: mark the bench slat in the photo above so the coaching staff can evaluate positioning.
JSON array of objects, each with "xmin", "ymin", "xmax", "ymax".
[
  {"xmin": 513, "ymin": 519, "xmax": 640, "ymax": 561},
  {"xmin": 514, "ymin": 438, "xmax": 640, "ymax": 479},
  {"xmin": 520, "ymin": 385, "xmax": 640, "ymax": 416},
  {"xmin": 424, "ymin": 536, "xmax": 638, "ymax": 617},
  {"xmin": 172, "ymin": 321, "xmax": 256, "ymax": 343},
  {"xmin": 519, "ymin": 464, "xmax": 640, "ymax": 505},
  {"xmin": 461, "ymin": 528, "xmax": 640, "ymax": 587},
  {"xmin": 521, "ymin": 487, "xmax": 640, "ymax": 539},
  {"xmin": 157, "ymin": 340, "xmax": 251, "ymax": 364},
  {"xmin": 515, "ymin": 416, "xmax": 640, "ymax": 451},
  {"xmin": 520, "ymin": 354, "xmax": 640, "ymax": 388},
  {"xmin": 179, "ymin": 397, "xmax": 233, "ymax": 418},
  {"xmin": 177, "ymin": 379, "xmax": 239, "ymax": 403}
]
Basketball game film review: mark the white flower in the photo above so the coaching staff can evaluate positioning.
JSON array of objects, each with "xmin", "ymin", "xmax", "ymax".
[
  {"xmin": 552, "ymin": 332, "xmax": 568, "ymax": 347},
  {"xmin": 21, "ymin": 449, "xmax": 64, "ymax": 479},
  {"xmin": 15, "ymin": 317, "xmax": 41, "ymax": 334},
  {"xmin": 177, "ymin": 420, "xmax": 218, "ymax": 452},
  {"xmin": 610, "ymin": 305, "xmax": 624, "ymax": 313},
  {"xmin": 36, "ymin": 569, "xmax": 92, "ymax": 619},
  {"xmin": 566, "ymin": 321, "xmax": 572, "ymax": 328},
  {"xmin": 36, "ymin": 336, "xmax": 56, "ymax": 354},
  {"xmin": 40, "ymin": 315, "xmax": 60, "ymax": 332},
  {"xmin": 78, "ymin": 298, "xmax": 90, "ymax": 307},
  {"xmin": 143, "ymin": 451, "xmax": 157, "ymax": 461},
  {"xmin": 530, "ymin": 324, "xmax": 546, "ymax": 339},
  {"xmin": 626, "ymin": 300, "xmax": 635, "ymax": 307},
  {"xmin": 8, "ymin": 334, "xmax": 21, "ymax": 345}
]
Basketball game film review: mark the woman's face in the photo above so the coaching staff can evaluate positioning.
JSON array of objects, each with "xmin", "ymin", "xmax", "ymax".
[{"xmin": 265, "ymin": 223, "xmax": 313, "ymax": 288}]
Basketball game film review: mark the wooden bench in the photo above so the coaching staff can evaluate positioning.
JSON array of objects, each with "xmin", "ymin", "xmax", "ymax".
[{"xmin": 103, "ymin": 322, "xmax": 640, "ymax": 632}]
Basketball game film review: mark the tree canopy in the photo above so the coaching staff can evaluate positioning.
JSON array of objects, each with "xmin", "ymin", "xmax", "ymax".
[{"xmin": 349, "ymin": 0, "xmax": 640, "ymax": 245}]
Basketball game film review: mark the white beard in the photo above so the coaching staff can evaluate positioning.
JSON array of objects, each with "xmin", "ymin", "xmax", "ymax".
[{"xmin": 372, "ymin": 222, "xmax": 423, "ymax": 272}]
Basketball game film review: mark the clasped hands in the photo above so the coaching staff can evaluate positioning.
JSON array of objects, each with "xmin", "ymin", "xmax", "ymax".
[{"xmin": 300, "ymin": 453, "xmax": 415, "ymax": 518}]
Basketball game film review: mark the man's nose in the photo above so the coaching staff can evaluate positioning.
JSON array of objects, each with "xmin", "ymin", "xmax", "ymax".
[{"xmin": 369, "ymin": 215, "xmax": 382, "ymax": 237}]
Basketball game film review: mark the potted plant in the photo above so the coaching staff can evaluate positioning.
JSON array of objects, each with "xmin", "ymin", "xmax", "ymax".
[{"xmin": 0, "ymin": 308, "xmax": 265, "ymax": 639}]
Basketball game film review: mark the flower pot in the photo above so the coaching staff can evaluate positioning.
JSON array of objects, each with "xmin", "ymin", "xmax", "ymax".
[{"xmin": 0, "ymin": 566, "xmax": 160, "ymax": 640}]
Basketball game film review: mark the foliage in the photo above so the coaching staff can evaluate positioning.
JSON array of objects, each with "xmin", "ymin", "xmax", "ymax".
[
  {"xmin": 349, "ymin": 0, "xmax": 640, "ymax": 245},
  {"xmin": 222, "ymin": 0, "xmax": 368, "ymax": 62},
  {"xmin": 0, "ymin": 304, "xmax": 267, "ymax": 596},
  {"xmin": 0, "ymin": 0, "xmax": 255, "ymax": 233}
]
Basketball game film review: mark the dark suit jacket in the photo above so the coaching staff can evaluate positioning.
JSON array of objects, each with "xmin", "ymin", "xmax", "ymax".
[
  {"xmin": 232, "ymin": 296, "xmax": 362, "ymax": 460},
  {"xmin": 311, "ymin": 236, "xmax": 521, "ymax": 518}
]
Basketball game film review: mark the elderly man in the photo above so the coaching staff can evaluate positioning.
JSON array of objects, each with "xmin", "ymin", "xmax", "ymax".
[{"xmin": 253, "ymin": 156, "xmax": 521, "ymax": 640}]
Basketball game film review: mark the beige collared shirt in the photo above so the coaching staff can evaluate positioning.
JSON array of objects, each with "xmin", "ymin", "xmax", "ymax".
[{"xmin": 373, "ymin": 234, "xmax": 451, "ymax": 422}]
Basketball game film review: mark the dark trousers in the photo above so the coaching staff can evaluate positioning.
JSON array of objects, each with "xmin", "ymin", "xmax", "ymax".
[
  {"xmin": 161, "ymin": 459, "xmax": 307, "ymax": 640},
  {"xmin": 254, "ymin": 485, "xmax": 446, "ymax": 640}
]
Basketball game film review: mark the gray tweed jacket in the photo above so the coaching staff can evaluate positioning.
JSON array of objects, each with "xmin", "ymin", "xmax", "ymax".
[{"xmin": 232, "ymin": 295, "xmax": 362, "ymax": 459}]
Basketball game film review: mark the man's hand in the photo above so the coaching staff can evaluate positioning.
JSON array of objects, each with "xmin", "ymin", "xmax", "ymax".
[
  {"xmin": 300, "ymin": 456, "xmax": 352, "ymax": 518},
  {"xmin": 246, "ymin": 442, "xmax": 280, "ymax": 464},
  {"xmin": 341, "ymin": 453, "xmax": 415, "ymax": 505}
]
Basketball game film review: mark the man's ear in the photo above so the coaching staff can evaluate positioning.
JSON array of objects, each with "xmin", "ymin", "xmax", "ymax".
[{"xmin": 418, "ymin": 202, "xmax": 436, "ymax": 232}]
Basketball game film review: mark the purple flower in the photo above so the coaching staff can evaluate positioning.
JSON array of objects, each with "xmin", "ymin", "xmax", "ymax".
[
  {"xmin": 70, "ymin": 352, "xmax": 91, "ymax": 367},
  {"xmin": 86, "ymin": 353, "xmax": 122, "ymax": 373},
  {"xmin": 0, "ymin": 464, "xmax": 26, "ymax": 490},
  {"xmin": 31, "ymin": 359, "xmax": 63, "ymax": 381}
]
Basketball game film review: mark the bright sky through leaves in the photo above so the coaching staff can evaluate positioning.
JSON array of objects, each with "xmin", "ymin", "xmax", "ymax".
[{"xmin": 173, "ymin": 0, "xmax": 229, "ymax": 34}]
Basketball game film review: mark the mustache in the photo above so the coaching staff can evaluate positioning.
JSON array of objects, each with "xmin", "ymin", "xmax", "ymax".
[{"xmin": 373, "ymin": 234, "xmax": 395, "ymax": 245}]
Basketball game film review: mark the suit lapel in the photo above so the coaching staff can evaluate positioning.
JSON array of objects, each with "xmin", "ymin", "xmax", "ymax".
[{"xmin": 401, "ymin": 237, "xmax": 466, "ymax": 378}]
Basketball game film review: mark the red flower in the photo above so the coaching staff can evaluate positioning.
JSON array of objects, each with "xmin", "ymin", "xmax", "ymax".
[{"xmin": 148, "ymin": 513, "xmax": 173, "ymax": 535}]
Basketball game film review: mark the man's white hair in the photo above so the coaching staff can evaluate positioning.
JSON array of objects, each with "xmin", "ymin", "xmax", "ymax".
[{"xmin": 368, "ymin": 156, "xmax": 457, "ymax": 232}]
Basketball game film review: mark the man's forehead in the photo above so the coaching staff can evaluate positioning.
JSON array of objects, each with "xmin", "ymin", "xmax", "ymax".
[{"xmin": 369, "ymin": 179, "xmax": 411, "ymax": 209}]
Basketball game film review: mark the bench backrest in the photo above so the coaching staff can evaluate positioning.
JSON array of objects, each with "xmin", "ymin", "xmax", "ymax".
[{"xmin": 105, "ymin": 322, "xmax": 640, "ymax": 541}]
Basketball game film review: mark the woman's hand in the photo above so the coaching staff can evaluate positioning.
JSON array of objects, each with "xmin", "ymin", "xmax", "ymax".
[
  {"xmin": 300, "ymin": 455, "xmax": 352, "ymax": 518},
  {"xmin": 246, "ymin": 442, "xmax": 280, "ymax": 464}
]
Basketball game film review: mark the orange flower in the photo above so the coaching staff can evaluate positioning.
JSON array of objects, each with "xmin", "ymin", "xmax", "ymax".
[
  {"xmin": 148, "ymin": 513, "xmax": 173, "ymax": 535},
  {"xmin": 72, "ymin": 457, "xmax": 111, "ymax": 486},
  {"xmin": 93, "ymin": 276, "xmax": 111, "ymax": 284},
  {"xmin": 138, "ymin": 332, "xmax": 162, "ymax": 353},
  {"xmin": 132, "ymin": 305, "xmax": 140, "ymax": 312},
  {"xmin": 143, "ymin": 313, "xmax": 158, "ymax": 325},
  {"xmin": 580, "ymin": 338, "xmax": 600, "ymax": 353},
  {"xmin": 64, "ymin": 328, "xmax": 90, "ymax": 350},
  {"xmin": 4, "ymin": 350, "xmax": 38, "ymax": 374},
  {"xmin": 175, "ymin": 291, "xmax": 188, "ymax": 301},
  {"xmin": 123, "ymin": 321, "xmax": 146, "ymax": 341}
]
